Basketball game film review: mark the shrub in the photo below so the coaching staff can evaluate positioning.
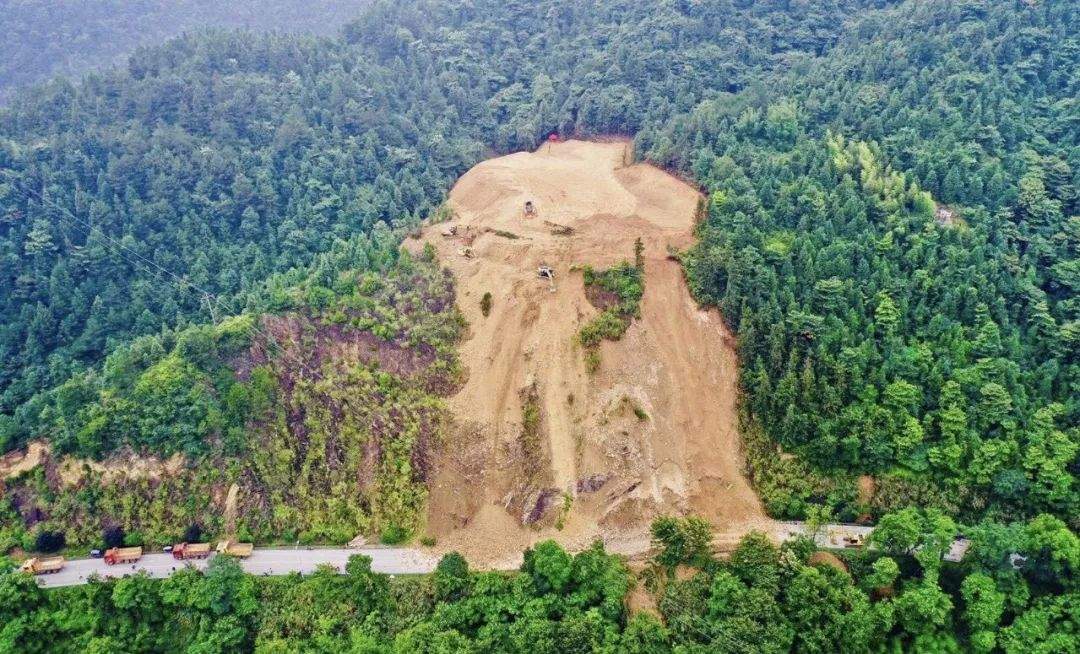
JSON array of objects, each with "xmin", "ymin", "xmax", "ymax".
[
  {"xmin": 579, "ymin": 310, "xmax": 629, "ymax": 347},
  {"xmin": 381, "ymin": 524, "xmax": 409, "ymax": 545},
  {"xmin": 650, "ymin": 516, "xmax": 712, "ymax": 569},
  {"xmin": 480, "ymin": 292, "xmax": 493, "ymax": 317},
  {"xmin": 584, "ymin": 349, "xmax": 601, "ymax": 374},
  {"xmin": 434, "ymin": 551, "xmax": 469, "ymax": 601}
]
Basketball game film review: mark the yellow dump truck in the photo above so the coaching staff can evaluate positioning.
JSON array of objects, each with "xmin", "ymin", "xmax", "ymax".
[
  {"xmin": 20, "ymin": 556, "xmax": 64, "ymax": 575},
  {"xmin": 216, "ymin": 540, "xmax": 254, "ymax": 558}
]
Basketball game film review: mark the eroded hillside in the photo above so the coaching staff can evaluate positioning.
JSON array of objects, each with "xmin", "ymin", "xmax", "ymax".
[{"xmin": 411, "ymin": 140, "xmax": 767, "ymax": 562}]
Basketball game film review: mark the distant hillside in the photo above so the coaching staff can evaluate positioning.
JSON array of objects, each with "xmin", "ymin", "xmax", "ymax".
[{"xmin": 0, "ymin": 0, "xmax": 368, "ymax": 103}]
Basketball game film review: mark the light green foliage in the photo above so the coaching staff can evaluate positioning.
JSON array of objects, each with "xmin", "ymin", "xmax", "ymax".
[
  {"xmin": 578, "ymin": 309, "xmax": 631, "ymax": 349},
  {"xmin": 895, "ymin": 578, "xmax": 954, "ymax": 635},
  {"xmin": 650, "ymin": 516, "xmax": 713, "ymax": 569},
  {"xmin": 578, "ymin": 253, "xmax": 645, "ymax": 363},
  {"xmin": 960, "ymin": 573, "xmax": 1005, "ymax": 653},
  {"xmin": 863, "ymin": 556, "xmax": 900, "ymax": 592},
  {"xmin": 870, "ymin": 508, "xmax": 957, "ymax": 573}
]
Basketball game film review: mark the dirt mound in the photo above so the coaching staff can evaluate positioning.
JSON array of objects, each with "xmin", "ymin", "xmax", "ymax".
[{"xmin": 410, "ymin": 140, "xmax": 766, "ymax": 563}]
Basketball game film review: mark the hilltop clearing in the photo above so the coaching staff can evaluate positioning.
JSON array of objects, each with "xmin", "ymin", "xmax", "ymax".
[{"xmin": 410, "ymin": 140, "xmax": 768, "ymax": 563}]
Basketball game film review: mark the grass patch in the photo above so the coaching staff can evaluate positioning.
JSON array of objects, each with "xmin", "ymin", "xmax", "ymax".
[
  {"xmin": 625, "ymin": 396, "xmax": 649, "ymax": 421},
  {"xmin": 583, "ymin": 349, "xmax": 601, "ymax": 373},
  {"xmin": 578, "ymin": 241, "xmax": 645, "ymax": 370},
  {"xmin": 554, "ymin": 493, "xmax": 573, "ymax": 531},
  {"xmin": 519, "ymin": 383, "xmax": 544, "ymax": 481},
  {"xmin": 579, "ymin": 309, "xmax": 630, "ymax": 348}
]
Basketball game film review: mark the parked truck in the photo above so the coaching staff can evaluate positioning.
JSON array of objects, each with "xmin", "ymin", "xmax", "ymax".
[
  {"xmin": 216, "ymin": 540, "xmax": 253, "ymax": 558},
  {"xmin": 20, "ymin": 556, "xmax": 64, "ymax": 575},
  {"xmin": 104, "ymin": 546, "xmax": 143, "ymax": 565},
  {"xmin": 172, "ymin": 542, "xmax": 212, "ymax": 560}
]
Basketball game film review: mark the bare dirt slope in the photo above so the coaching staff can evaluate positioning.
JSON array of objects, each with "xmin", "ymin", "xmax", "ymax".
[{"xmin": 411, "ymin": 140, "xmax": 767, "ymax": 564}]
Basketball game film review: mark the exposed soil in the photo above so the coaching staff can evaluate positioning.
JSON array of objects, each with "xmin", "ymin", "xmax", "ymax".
[
  {"xmin": 410, "ymin": 140, "xmax": 767, "ymax": 564},
  {"xmin": 0, "ymin": 441, "xmax": 47, "ymax": 479},
  {"xmin": 1, "ymin": 440, "xmax": 185, "ymax": 487},
  {"xmin": 808, "ymin": 550, "xmax": 850, "ymax": 574},
  {"xmin": 857, "ymin": 474, "xmax": 876, "ymax": 505}
]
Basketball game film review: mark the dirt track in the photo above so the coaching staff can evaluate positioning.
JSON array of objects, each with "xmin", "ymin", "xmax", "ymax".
[{"xmin": 411, "ymin": 140, "xmax": 767, "ymax": 564}]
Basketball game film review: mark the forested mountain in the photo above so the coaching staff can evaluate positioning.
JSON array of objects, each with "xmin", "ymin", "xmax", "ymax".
[
  {"xmin": 0, "ymin": 0, "xmax": 1077, "ymax": 650},
  {"xmin": 3, "ymin": 0, "xmax": 1073, "ymax": 525},
  {"xmin": 0, "ymin": 0, "xmax": 367, "ymax": 103}
]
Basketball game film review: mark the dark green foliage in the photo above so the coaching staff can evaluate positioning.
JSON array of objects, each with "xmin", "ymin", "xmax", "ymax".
[
  {"xmin": 650, "ymin": 516, "xmax": 713, "ymax": 569},
  {"xmin": 0, "ymin": 3, "xmax": 1074, "ymax": 642},
  {"xmin": 102, "ymin": 526, "xmax": 124, "ymax": 549},
  {"xmin": 433, "ymin": 551, "xmax": 469, "ymax": 602},
  {"xmin": 654, "ymin": 0, "xmax": 1079, "ymax": 527},
  {"xmin": 32, "ymin": 530, "xmax": 64, "ymax": 553},
  {"xmin": 182, "ymin": 524, "xmax": 202, "ymax": 543}
]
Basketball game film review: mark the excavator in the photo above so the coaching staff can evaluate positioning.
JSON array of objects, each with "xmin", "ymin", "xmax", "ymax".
[{"xmin": 538, "ymin": 265, "xmax": 555, "ymax": 292}]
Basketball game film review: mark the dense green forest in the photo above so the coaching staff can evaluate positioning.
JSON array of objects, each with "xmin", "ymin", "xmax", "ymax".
[
  {"xmin": 1, "ymin": 514, "xmax": 1076, "ymax": 653},
  {"xmin": 0, "ymin": 0, "xmax": 367, "ymax": 103},
  {"xmin": 2, "ymin": 0, "xmax": 1073, "ymax": 536},
  {"xmin": 664, "ymin": 0, "xmax": 1079, "ymax": 527}
]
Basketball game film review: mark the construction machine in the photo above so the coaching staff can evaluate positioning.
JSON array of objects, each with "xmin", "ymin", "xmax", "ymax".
[{"xmin": 537, "ymin": 265, "xmax": 555, "ymax": 292}]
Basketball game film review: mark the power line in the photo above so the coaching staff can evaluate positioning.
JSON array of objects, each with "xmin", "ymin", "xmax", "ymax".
[{"xmin": 1, "ymin": 169, "xmax": 318, "ymax": 377}]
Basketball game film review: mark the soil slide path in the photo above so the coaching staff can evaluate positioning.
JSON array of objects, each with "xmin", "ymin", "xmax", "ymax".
[{"xmin": 410, "ymin": 140, "xmax": 767, "ymax": 565}]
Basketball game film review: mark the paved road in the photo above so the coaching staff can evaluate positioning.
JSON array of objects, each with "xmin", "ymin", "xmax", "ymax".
[
  {"xmin": 37, "ymin": 547, "xmax": 441, "ymax": 588},
  {"xmin": 33, "ymin": 521, "xmax": 909, "ymax": 589}
]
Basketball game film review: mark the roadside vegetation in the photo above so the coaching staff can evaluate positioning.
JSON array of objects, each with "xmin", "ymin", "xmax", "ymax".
[{"xmin": 1, "ymin": 510, "xmax": 1075, "ymax": 652}]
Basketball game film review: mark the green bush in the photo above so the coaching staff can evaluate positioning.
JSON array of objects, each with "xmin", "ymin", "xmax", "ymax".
[
  {"xmin": 579, "ymin": 310, "xmax": 629, "ymax": 348},
  {"xmin": 380, "ymin": 524, "xmax": 409, "ymax": 545}
]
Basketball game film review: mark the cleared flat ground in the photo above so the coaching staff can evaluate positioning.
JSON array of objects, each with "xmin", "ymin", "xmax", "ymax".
[{"xmin": 411, "ymin": 140, "xmax": 767, "ymax": 564}]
